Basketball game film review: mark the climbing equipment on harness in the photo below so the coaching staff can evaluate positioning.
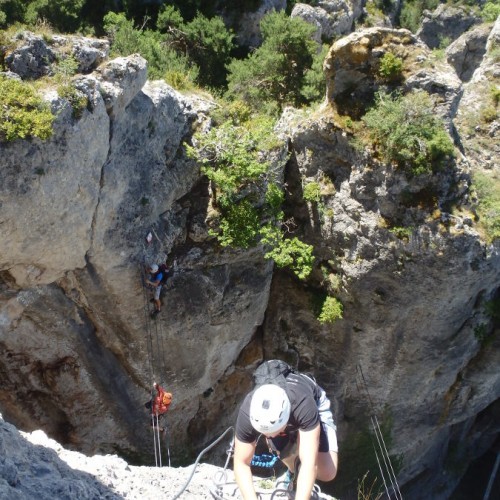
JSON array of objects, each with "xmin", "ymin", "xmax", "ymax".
[{"xmin": 250, "ymin": 452, "xmax": 279, "ymax": 468}]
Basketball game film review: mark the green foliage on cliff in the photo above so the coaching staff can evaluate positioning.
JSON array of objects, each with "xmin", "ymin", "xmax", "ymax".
[
  {"xmin": 157, "ymin": 5, "xmax": 234, "ymax": 88},
  {"xmin": 481, "ymin": 0, "xmax": 500, "ymax": 22},
  {"xmin": 378, "ymin": 52, "xmax": 404, "ymax": 82},
  {"xmin": 0, "ymin": 76, "xmax": 53, "ymax": 141},
  {"xmin": 227, "ymin": 11, "xmax": 317, "ymax": 113},
  {"xmin": 318, "ymin": 296, "xmax": 343, "ymax": 324},
  {"xmin": 472, "ymin": 171, "xmax": 500, "ymax": 243},
  {"xmin": 103, "ymin": 12, "xmax": 199, "ymax": 87},
  {"xmin": 361, "ymin": 90, "xmax": 455, "ymax": 176},
  {"xmin": 188, "ymin": 113, "xmax": 314, "ymax": 279},
  {"xmin": 260, "ymin": 224, "xmax": 314, "ymax": 280}
]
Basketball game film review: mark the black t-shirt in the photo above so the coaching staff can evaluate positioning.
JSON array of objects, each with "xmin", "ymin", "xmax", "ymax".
[{"xmin": 236, "ymin": 373, "xmax": 322, "ymax": 443}]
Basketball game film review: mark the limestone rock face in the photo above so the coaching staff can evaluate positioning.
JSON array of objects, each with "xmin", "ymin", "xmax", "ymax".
[
  {"xmin": 446, "ymin": 23, "xmax": 492, "ymax": 82},
  {"xmin": 51, "ymin": 35, "xmax": 110, "ymax": 74},
  {"xmin": 4, "ymin": 33, "xmax": 56, "ymax": 78},
  {"xmin": 271, "ymin": 104, "xmax": 499, "ymax": 499},
  {"xmin": 455, "ymin": 16, "xmax": 500, "ymax": 171},
  {"xmin": 291, "ymin": 0, "xmax": 363, "ymax": 41},
  {"xmin": 324, "ymin": 27, "xmax": 461, "ymax": 124},
  {"xmin": 0, "ymin": 21, "xmax": 499, "ymax": 500},
  {"xmin": 0, "ymin": 50, "xmax": 275, "ymax": 461},
  {"xmin": 417, "ymin": 4, "xmax": 481, "ymax": 49}
]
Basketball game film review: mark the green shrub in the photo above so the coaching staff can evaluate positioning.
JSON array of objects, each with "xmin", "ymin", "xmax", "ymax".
[
  {"xmin": 58, "ymin": 83, "xmax": 87, "ymax": 118},
  {"xmin": 53, "ymin": 55, "xmax": 79, "ymax": 82},
  {"xmin": 261, "ymin": 224, "xmax": 314, "ymax": 280},
  {"xmin": 481, "ymin": 1, "xmax": 500, "ymax": 22},
  {"xmin": 378, "ymin": 52, "xmax": 404, "ymax": 82},
  {"xmin": 301, "ymin": 43, "xmax": 329, "ymax": 103},
  {"xmin": 216, "ymin": 199, "xmax": 261, "ymax": 248},
  {"xmin": 158, "ymin": 7, "xmax": 234, "ymax": 88},
  {"xmin": 0, "ymin": 76, "xmax": 53, "ymax": 141},
  {"xmin": 318, "ymin": 296, "xmax": 343, "ymax": 323},
  {"xmin": 103, "ymin": 12, "xmax": 199, "ymax": 87},
  {"xmin": 24, "ymin": 0, "xmax": 85, "ymax": 33},
  {"xmin": 472, "ymin": 171, "xmax": 500, "ymax": 242},
  {"xmin": 303, "ymin": 181, "xmax": 321, "ymax": 203},
  {"xmin": 362, "ymin": 90, "xmax": 455, "ymax": 175},
  {"xmin": 227, "ymin": 10, "xmax": 317, "ymax": 113},
  {"xmin": 389, "ymin": 226, "xmax": 413, "ymax": 240}
]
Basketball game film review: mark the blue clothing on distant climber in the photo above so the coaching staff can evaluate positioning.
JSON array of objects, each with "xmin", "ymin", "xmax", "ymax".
[{"xmin": 146, "ymin": 264, "xmax": 163, "ymax": 315}]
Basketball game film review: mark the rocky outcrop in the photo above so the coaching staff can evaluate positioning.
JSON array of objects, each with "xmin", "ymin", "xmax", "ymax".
[
  {"xmin": 291, "ymin": 0, "xmax": 365, "ymax": 41},
  {"xmin": 271, "ymin": 25, "xmax": 500, "ymax": 499},
  {"xmin": 0, "ymin": 413, "xmax": 230, "ymax": 499},
  {"xmin": 324, "ymin": 27, "xmax": 462, "ymax": 124},
  {"xmin": 454, "ymin": 16, "xmax": 500, "ymax": 171},
  {"xmin": 417, "ymin": 4, "xmax": 481, "ymax": 50},
  {"xmin": 446, "ymin": 23, "xmax": 492, "ymax": 82},
  {"xmin": 3, "ymin": 32, "xmax": 109, "ymax": 78},
  {"xmin": 5, "ymin": 33, "xmax": 56, "ymax": 78}
]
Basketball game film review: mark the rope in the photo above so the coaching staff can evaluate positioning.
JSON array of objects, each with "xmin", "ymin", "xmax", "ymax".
[
  {"xmin": 356, "ymin": 364, "xmax": 403, "ymax": 500},
  {"xmin": 170, "ymin": 427, "xmax": 235, "ymax": 500}
]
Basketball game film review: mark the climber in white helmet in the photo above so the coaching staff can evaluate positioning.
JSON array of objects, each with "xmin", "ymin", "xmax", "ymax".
[
  {"xmin": 234, "ymin": 362, "xmax": 338, "ymax": 500},
  {"xmin": 145, "ymin": 263, "xmax": 164, "ymax": 317}
]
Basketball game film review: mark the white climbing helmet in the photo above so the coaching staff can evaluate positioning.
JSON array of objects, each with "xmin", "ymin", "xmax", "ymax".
[
  {"xmin": 150, "ymin": 264, "xmax": 159, "ymax": 273},
  {"xmin": 249, "ymin": 384, "xmax": 291, "ymax": 435}
]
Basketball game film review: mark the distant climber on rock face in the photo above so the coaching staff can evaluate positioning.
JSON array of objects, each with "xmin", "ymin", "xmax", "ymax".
[
  {"xmin": 145, "ymin": 383, "xmax": 172, "ymax": 432},
  {"xmin": 233, "ymin": 360, "xmax": 338, "ymax": 500},
  {"xmin": 145, "ymin": 264, "xmax": 163, "ymax": 317}
]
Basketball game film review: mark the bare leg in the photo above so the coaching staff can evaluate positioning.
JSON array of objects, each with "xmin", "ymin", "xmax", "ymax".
[{"xmin": 316, "ymin": 451, "xmax": 338, "ymax": 482}]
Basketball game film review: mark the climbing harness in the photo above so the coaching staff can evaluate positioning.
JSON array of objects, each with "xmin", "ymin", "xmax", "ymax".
[{"xmin": 356, "ymin": 364, "xmax": 403, "ymax": 500}]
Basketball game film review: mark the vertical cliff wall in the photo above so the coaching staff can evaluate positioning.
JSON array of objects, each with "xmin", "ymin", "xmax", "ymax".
[{"xmin": 1, "ymin": 20, "xmax": 499, "ymax": 500}]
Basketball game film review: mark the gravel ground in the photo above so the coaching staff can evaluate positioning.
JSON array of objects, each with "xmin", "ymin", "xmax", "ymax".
[{"xmin": 0, "ymin": 414, "xmax": 335, "ymax": 499}]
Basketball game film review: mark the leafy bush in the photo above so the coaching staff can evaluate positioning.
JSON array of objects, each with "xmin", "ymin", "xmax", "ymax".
[
  {"xmin": 481, "ymin": 1, "xmax": 500, "ymax": 22},
  {"xmin": 472, "ymin": 171, "xmax": 500, "ymax": 242},
  {"xmin": 361, "ymin": 90, "xmax": 455, "ymax": 175},
  {"xmin": 378, "ymin": 52, "xmax": 404, "ymax": 82},
  {"xmin": 301, "ymin": 43, "xmax": 329, "ymax": 103},
  {"xmin": 389, "ymin": 226, "xmax": 413, "ymax": 240},
  {"xmin": 158, "ymin": 6, "xmax": 234, "ymax": 88},
  {"xmin": 318, "ymin": 296, "xmax": 343, "ymax": 324},
  {"xmin": 0, "ymin": 76, "xmax": 53, "ymax": 141},
  {"xmin": 103, "ymin": 12, "xmax": 199, "ymax": 87},
  {"xmin": 303, "ymin": 182, "xmax": 321, "ymax": 203},
  {"xmin": 189, "ymin": 113, "xmax": 314, "ymax": 279},
  {"xmin": 227, "ymin": 10, "xmax": 317, "ymax": 113},
  {"xmin": 260, "ymin": 224, "xmax": 314, "ymax": 280},
  {"xmin": 216, "ymin": 199, "xmax": 261, "ymax": 248},
  {"xmin": 53, "ymin": 55, "xmax": 79, "ymax": 82},
  {"xmin": 24, "ymin": 0, "xmax": 85, "ymax": 33}
]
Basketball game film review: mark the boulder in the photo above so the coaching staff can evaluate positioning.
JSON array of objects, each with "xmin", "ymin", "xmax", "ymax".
[
  {"xmin": 51, "ymin": 35, "xmax": 109, "ymax": 73},
  {"xmin": 4, "ymin": 33, "xmax": 56, "ymax": 79},
  {"xmin": 446, "ymin": 23, "xmax": 492, "ymax": 82},
  {"xmin": 291, "ymin": 0, "xmax": 361, "ymax": 41}
]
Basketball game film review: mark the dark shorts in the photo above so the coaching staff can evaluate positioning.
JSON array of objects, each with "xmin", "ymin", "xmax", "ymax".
[{"xmin": 268, "ymin": 423, "xmax": 331, "ymax": 457}]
